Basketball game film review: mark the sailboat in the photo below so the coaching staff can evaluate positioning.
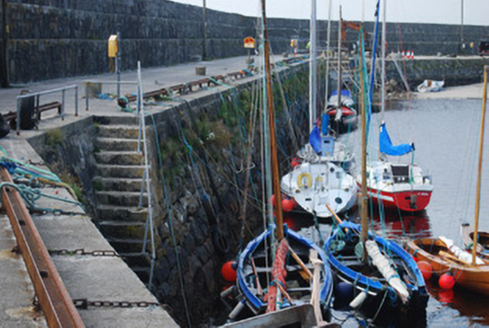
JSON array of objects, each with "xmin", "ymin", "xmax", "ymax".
[
  {"xmin": 324, "ymin": 10, "xmax": 358, "ymax": 134},
  {"xmin": 407, "ymin": 65, "xmax": 489, "ymax": 295},
  {"xmin": 280, "ymin": 3, "xmax": 357, "ymax": 219},
  {"xmin": 358, "ymin": 1, "xmax": 432, "ymax": 213},
  {"xmin": 325, "ymin": 20, "xmax": 428, "ymax": 326},
  {"xmin": 226, "ymin": 0, "xmax": 334, "ymax": 324}
]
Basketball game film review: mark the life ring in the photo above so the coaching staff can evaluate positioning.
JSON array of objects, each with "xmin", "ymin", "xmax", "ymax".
[{"xmin": 297, "ymin": 172, "xmax": 312, "ymax": 188}]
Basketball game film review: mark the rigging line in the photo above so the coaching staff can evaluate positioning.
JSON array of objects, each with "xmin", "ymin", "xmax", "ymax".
[
  {"xmin": 147, "ymin": 113, "xmax": 192, "ymax": 328},
  {"xmin": 395, "ymin": 23, "xmax": 414, "ymax": 142}
]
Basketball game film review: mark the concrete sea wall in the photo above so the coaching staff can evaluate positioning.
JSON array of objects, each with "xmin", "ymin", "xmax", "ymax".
[{"xmin": 1, "ymin": 0, "xmax": 489, "ymax": 84}]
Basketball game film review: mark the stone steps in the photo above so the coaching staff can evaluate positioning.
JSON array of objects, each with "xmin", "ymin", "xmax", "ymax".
[
  {"xmin": 97, "ymin": 125, "xmax": 140, "ymax": 139},
  {"xmin": 94, "ymin": 177, "xmax": 147, "ymax": 192},
  {"xmin": 94, "ymin": 121, "xmax": 153, "ymax": 285},
  {"xmin": 99, "ymin": 220, "xmax": 147, "ymax": 239},
  {"xmin": 107, "ymin": 237, "xmax": 147, "ymax": 254},
  {"xmin": 94, "ymin": 151, "xmax": 144, "ymax": 165},
  {"xmin": 97, "ymin": 205, "xmax": 148, "ymax": 222},
  {"xmin": 96, "ymin": 191, "xmax": 148, "ymax": 207},
  {"xmin": 96, "ymin": 164, "xmax": 147, "ymax": 179},
  {"xmin": 96, "ymin": 137, "xmax": 139, "ymax": 152}
]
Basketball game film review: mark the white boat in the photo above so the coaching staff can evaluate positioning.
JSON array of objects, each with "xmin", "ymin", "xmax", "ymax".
[
  {"xmin": 281, "ymin": 161, "xmax": 357, "ymax": 218},
  {"xmin": 417, "ymin": 79, "xmax": 444, "ymax": 93}
]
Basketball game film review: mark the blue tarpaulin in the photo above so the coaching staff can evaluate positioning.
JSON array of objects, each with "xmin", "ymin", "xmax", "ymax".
[
  {"xmin": 310, "ymin": 126, "xmax": 321, "ymax": 154},
  {"xmin": 379, "ymin": 123, "xmax": 413, "ymax": 156},
  {"xmin": 321, "ymin": 113, "xmax": 329, "ymax": 135}
]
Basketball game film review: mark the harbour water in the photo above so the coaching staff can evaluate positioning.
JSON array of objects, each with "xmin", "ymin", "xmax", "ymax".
[{"xmin": 286, "ymin": 97, "xmax": 489, "ymax": 327}]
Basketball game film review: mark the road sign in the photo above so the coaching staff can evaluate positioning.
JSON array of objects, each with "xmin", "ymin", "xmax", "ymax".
[{"xmin": 244, "ymin": 37, "xmax": 255, "ymax": 49}]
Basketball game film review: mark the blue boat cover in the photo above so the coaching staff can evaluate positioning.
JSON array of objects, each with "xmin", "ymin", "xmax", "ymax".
[
  {"xmin": 321, "ymin": 113, "xmax": 329, "ymax": 135},
  {"xmin": 309, "ymin": 126, "xmax": 321, "ymax": 154},
  {"xmin": 331, "ymin": 89, "xmax": 352, "ymax": 97},
  {"xmin": 379, "ymin": 123, "xmax": 413, "ymax": 156}
]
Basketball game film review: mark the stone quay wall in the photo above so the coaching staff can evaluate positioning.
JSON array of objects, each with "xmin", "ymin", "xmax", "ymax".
[{"xmin": 1, "ymin": 0, "xmax": 489, "ymax": 84}]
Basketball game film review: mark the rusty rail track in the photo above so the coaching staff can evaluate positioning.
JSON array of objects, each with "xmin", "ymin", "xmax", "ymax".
[{"xmin": 0, "ymin": 168, "xmax": 84, "ymax": 328}]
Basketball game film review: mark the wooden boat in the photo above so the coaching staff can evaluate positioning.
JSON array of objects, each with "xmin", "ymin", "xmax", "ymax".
[
  {"xmin": 227, "ymin": 0, "xmax": 334, "ymax": 324},
  {"xmin": 406, "ymin": 237, "xmax": 489, "ymax": 295},
  {"xmin": 408, "ymin": 65, "xmax": 489, "ymax": 296},
  {"xmin": 326, "ymin": 22, "xmax": 428, "ymax": 326},
  {"xmin": 461, "ymin": 223, "xmax": 489, "ymax": 254}
]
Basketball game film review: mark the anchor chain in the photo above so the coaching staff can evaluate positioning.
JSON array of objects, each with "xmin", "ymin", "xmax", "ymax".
[{"xmin": 48, "ymin": 248, "xmax": 121, "ymax": 257}]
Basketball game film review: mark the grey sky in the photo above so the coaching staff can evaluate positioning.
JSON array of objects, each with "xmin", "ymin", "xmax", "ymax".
[{"xmin": 170, "ymin": 0, "xmax": 487, "ymax": 26}]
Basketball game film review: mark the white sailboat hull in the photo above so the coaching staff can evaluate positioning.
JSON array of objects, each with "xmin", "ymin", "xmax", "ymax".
[{"xmin": 281, "ymin": 162, "xmax": 357, "ymax": 218}]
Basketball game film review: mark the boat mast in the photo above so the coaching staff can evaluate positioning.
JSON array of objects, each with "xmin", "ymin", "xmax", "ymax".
[
  {"xmin": 472, "ymin": 65, "xmax": 488, "ymax": 265},
  {"xmin": 359, "ymin": 28, "xmax": 368, "ymax": 262},
  {"xmin": 261, "ymin": 0, "xmax": 284, "ymax": 241},
  {"xmin": 336, "ymin": 7, "xmax": 342, "ymax": 109},
  {"xmin": 309, "ymin": 0, "xmax": 317, "ymax": 132},
  {"xmin": 324, "ymin": 0, "xmax": 332, "ymax": 111},
  {"xmin": 381, "ymin": 0, "xmax": 386, "ymax": 121}
]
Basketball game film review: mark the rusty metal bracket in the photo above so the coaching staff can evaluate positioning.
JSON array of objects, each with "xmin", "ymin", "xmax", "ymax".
[{"xmin": 0, "ymin": 168, "xmax": 85, "ymax": 327}]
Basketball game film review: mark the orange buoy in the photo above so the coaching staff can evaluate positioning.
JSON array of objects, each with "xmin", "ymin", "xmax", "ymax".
[
  {"xmin": 438, "ymin": 288, "xmax": 454, "ymax": 303},
  {"xmin": 417, "ymin": 260, "xmax": 433, "ymax": 280},
  {"xmin": 221, "ymin": 261, "xmax": 237, "ymax": 282},
  {"xmin": 282, "ymin": 198, "xmax": 295, "ymax": 212},
  {"xmin": 439, "ymin": 273, "xmax": 455, "ymax": 290}
]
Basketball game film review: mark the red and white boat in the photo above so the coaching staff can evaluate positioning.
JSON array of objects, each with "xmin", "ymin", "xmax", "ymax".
[
  {"xmin": 325, "ymin": 90, "xmax": 358, "ymax": 133},
  {"xmin": 358, "ymin": 160, "xmax": 433, "ymax": 212}
]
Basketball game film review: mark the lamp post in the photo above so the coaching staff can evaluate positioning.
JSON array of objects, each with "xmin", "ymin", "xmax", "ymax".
[
  {"xmin": 461, "ymin": 0, "xmax": 464, "ymax": 52},
  {"xmin": 202, "ymin": 0, "xmax": 207, "ymax": 60},
  {"xmin": 1, "ymin": 0, "xmax": 9, "ymax": 88}
]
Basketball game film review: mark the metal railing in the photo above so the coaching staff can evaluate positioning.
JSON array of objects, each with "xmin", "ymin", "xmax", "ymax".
[
  {"xmin": 15, "ymin": 84, "xmax": 78, "ymax": 135},
  {"xmin": 135, "ymin": 62, "xmax": 155, "ymax": 290},
  {"xmin": 83, "ymin": 80, "xmax": 139, "ymax": 112}
]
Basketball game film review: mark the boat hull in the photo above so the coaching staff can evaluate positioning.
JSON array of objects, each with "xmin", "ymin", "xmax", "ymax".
[
  {"xmin": 407, "ymin": 238, "xmax": 489, "ymax": 295},
  {"xmin": 326, "ymin": 222, "xmax": 428, "ymax": 325},
  {"xmin": 235, "ymin": 226, "xmax": 333, "ymax": 317},
  {"xmin": 365, "ymin": 185, "xmax": 432, "ymax": 212}
]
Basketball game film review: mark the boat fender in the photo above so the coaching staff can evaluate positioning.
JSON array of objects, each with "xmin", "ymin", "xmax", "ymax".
[
  {"xmin": 349, "ymin": 290, "xmax": 368, "ymax": 309},
  {"xmin": 228, "ymin": 300, "xmax": 246, "ymax": 320},
  {"xmin": 220, "ymin": 285, "xmax": 236, "ymax": 299},
  {"xmin": 297, "ymin": 172, "xmax": 312, "ymax": 188}
]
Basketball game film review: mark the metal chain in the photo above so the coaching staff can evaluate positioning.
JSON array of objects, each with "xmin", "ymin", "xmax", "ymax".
[
  {"xmin": 48, "ymin": 248, "xmax": 120, "ymax": 257},
  {"xmin": 73, "ymin": 299, "xmax": 160, "ymax": 309}
]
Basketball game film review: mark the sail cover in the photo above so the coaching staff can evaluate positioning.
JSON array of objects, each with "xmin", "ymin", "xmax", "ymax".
[
  {"xmin": 321, "ymin": 113, "xmax": 329, "ymax": 135},
  {"xmin": 309, "ymin": 126, "xmax": 321, "ymax": 154},
  {"xmin": 379, "ymin": 123, "xmax": 413, "ymax": 156}
]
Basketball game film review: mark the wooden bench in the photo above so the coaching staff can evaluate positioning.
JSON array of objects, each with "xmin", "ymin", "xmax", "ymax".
[{"xmin": 4, "ymin": 101, "xmax": 63, "ymax": 128}]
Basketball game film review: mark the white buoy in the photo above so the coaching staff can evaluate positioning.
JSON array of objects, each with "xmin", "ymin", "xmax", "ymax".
[{"xmin": 349, "ymin": 290, "xmax": 368, "ymax": 309}]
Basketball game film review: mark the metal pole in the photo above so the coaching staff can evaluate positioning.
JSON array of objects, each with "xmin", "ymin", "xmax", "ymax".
[
  {"xmin": 461, "ymin": 0, "xmax": 464, "ymax": 51},
  {"xmin": 381, "ymin": 0, "xmax": 386, "ymax": 121},
  {"xmin": 309, "ymin": 0, "xmax": 317, "ymax": 132},
  {"xmin": 61, "ymin": 89, "xmax": 65, "ymax": 120},
  {"xmin": 16, "ymin": 98, "xmax": 20, "ymax": 135},
  {"xmin": 75, "ymin": 86, "xmax": 78, "ymax": 116},
  {"xmin": 117, "ymin": 31, "xmax": 121, "ymax": 99},
  {"xmin": 324, "ymin": 0, "xmax": 332, "ymax": 110},
  {"xmin": 359, "ymin": 35, "xmax": 368, "ymax": 262},
  {"xmin": 202, "ymin": 0, "xmax": 207, "ymax": 60},
  {"xmin": 85, "ymin": 83, "xmax": 89, "ymax": 111},
  {"xmin": 1, "ymin": 0, "xmax": 9, "ymax": 88}
]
